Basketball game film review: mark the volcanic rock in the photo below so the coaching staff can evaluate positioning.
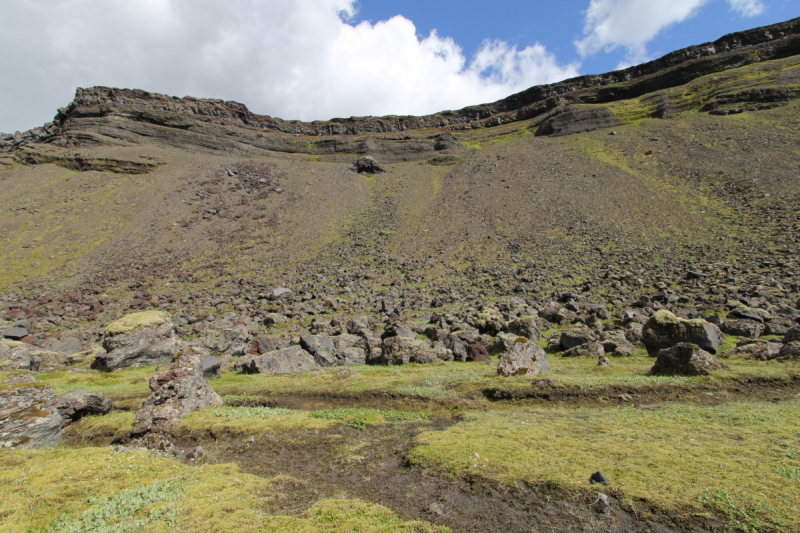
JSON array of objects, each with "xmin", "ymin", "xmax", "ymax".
[
  {"xmin": 236, "ymin": 345, "xmax": 320, "ymax": 374},
  {"xmin": 0, "ymin": 374, "xmax": 62, "ymax": 448},
  {"xmin": 56, "ymin": 390, "xmax": 112, "ymax": 427},
  {"xmin": 131, "ymin": 351, "xmax": 223, "ymax": 438},
  {"xmin": 651, "ymin": 343, "xmax": 725, "ymax": 376},
  {"xmin": 642, "ymin": 310, "xmax": 722, "ymax": 355},
  {"xmin": 95, "ymin": 311, "xmax": 177, "ymax": 371},
  {"xmin": 497, "ymin": 339, "xmax": 550, "ymax": 377}
]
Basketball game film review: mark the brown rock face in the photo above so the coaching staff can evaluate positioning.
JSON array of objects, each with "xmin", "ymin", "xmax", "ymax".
[
  {"xmin": 131, "ymin": 352, "xmax": 222, "ymax": 438},
  {"xmin": 651, "ymin": 343, "xmax": 725, "ymax": 376},
  {"xmin": 497, "ymin": 340, "xmax": 550, "ymax": 377}
]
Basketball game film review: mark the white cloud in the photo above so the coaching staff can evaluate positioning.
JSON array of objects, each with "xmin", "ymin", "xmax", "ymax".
[
  {"xmin": 727, "ymin": 0, "xmax": 765, "ymax": 17},
  {"xmin": 575, "ymin": 0, "xmax": 711, "ymax": 65},
  {"xmin": 0, "ymin": 0, "xmax": 578, "ymax": 133}
]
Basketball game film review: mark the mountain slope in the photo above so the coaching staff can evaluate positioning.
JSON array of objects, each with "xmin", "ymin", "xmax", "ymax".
[{"xmin": 0, "ymin": 18, "xmax": 797, "ymax": 342}]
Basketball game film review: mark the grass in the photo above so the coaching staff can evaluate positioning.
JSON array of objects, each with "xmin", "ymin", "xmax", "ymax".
[
  {"xmin": 32, "ymin": 352, "xmax": 800, "ymax": 409},
  {"xmin": 309, "ymin": 407, "xmax": 429, "ymax": 429},
  {"xmin": 0, "ymin": 447, "xmax": 443, "ymax": 532},
  {"xmin": 407, "ymin": 400, "xmax": 800, "ymax": 531}
]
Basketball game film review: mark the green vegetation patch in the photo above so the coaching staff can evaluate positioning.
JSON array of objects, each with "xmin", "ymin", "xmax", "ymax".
[
  {"xmin": 105, "ymin": 310, "xmax": 169, "ymax": 336},
  {"xmin": 408, "ymin": 400, "xmax": 800, "ymax": 531},
  {"xmin": 36, "ymin": 367, "xmax": 155, "ymax": 398},
  {"xmin": 309, "ymin": 407, "xmax": 430, "ymax": 429},
  {"xmin": 263, "ymin": 499, "xmax": 449, "ymax": 532}
]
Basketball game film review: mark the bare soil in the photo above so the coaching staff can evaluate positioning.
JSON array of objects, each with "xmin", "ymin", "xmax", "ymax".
[{"xmin": 175, "ymin": 420, "xmax": 721, "ymax": 533}]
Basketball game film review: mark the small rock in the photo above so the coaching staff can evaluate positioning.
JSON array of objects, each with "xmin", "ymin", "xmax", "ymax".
[{"xmin": 589, "ymin": 471, "xmax": 610, "ymax": 485}]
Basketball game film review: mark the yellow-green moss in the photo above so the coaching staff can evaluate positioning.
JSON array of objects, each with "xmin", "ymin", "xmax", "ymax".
[
  {"xmin": 408, "ymin": 401, "xmax": 800, "ymax": 531},
  {"xmin": 105, "ymin": 311, "xmax": 170, "ymax": 336}
]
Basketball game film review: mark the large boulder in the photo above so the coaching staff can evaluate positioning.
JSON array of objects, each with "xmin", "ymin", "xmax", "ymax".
[
  {"xmin": 301, "ymin": 335, "xmax": 337, "ymax": 367},
  {"xmin": 347, "ymin": 315, "xmax": 374, "ymax": 337},
  {"xmin": 377, "ymin": 336, "xmax": 452, "ymax": 365},
  {"xmin": 0, "ymin": 340, "xmax": 35, "ymax": 371},
  {"xmin": 131, "ymin": 351, "xmax": 223, "ymax": 438},
  {"xmin": 473, "ymin": 308, "xmax": 504, "ymax": 335},
  {"xmin": 784, "ymin": 326, "xmax": 800, "ymax": 344},
  {"xmin": 497, "ymin": 340, "xmax": 550, "ymax": 377},
  {"xmin": 642, "ymin": 310, "xmax": 722, "ymax": 356},
  {"xmin": 0, "ymin": 373, "xmax": 63, "ymax": 448},
  {"xmin": 601, "ymin": 331, "xmax": 636, "ymax": 356},
  {"xmin": 562, "ymin": 342, "xmax": 605, "ymax": 358},
  {"xmin": 489, "ymin": 332, "xmax": 522, "ymax": 355},
  {"xmin": 651, "ymin": 343, "xmax": 725, "ymax": 376},
  {"xmin": 203, "ymin": 327, "xmax": 247, "ymax": 353},
  {"xmin": 467, "ymin": 342, "xmax": 490, "ymax": 362},
  {"xmin": 330, "ymin": 334, "xmax": 368, "ymax": 366},
  {"xmin": 352, "ymin": 155, "xmax": 384, "ymax": 174},
  {"xmin": 56, "ymin": 390, "xmax": 112, "ymax": 428},
  {"xmin": 42, "ymin": 336, "xmax": 83, "ymax": 355},
  {"xmin": 94, "ymin": 311, "xmax": 177, "ymax": 371},
  {"xmin": 236, "ymin": 345, "xmax": 320, "ymax": 375},
  {"xmin": 560, "ymin": 324, "xmax": 597, "ymax": 351},
  {"xmin": 727, "ymin": 307, "xmax": 771, "ymax": 323},
  {"xmin": 721, "ymin": 319, "xmax": 764, "ymax": 338},
  {"xmin": 505, "ymin": 316, "xmax": 542, "ymax": 341},
  {"xmin": 773, "ymin": 341, "xmax": 800, "ymax": 361}
]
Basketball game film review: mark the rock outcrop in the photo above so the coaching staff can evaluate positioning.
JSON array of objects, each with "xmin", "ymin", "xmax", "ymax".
[
  {"xmin": 56, "ymin": 390, "xmax": 112, "ymax": 427},
  {"xmin": 94, "ymin": 311, "xmax": 178, "ymax": 371},
  {"xmin": 131, "ymin": 351, "xmax": 222, "ymax": 438},
  {"xmin": 0, "ymin": 373, "xmax": 63, "ymax": 448}
]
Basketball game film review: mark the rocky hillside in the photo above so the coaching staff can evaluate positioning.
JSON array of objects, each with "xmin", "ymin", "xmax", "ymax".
[{"xmin": 0, "ymin": 17, "xmax": 798, "ymax": 350}]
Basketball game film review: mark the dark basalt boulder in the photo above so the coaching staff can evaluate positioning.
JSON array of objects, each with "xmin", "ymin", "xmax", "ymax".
[
  {"xmin": 56, "ymin": 390, "xmax": 112, "ymax": 427},
  {"xmin": 651, "ymin": 343, "xmax": 725, "ymax": 376},
  {"xmin": 642, "ymin": 310, "xmax": 722, "ymax": 355},
  {"xmin": 352, "ymin": 155, "xmax": 384, "ymax": 174}
]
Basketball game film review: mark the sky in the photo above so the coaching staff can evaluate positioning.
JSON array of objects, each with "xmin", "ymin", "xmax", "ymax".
[{"xmin": 0, "ymin": 0, "xmax": 797, "ymax": 133}]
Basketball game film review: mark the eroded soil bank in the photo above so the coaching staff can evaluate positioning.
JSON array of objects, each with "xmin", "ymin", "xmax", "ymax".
[{"xmin": 168, "ymin": 419, "xmax": 721, "ymax": 533}]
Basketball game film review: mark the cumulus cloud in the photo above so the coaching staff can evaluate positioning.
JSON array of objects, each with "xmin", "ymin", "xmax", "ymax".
[
  {"xmin": 0, "ymin": 0, "xmax": 578, "ymax": 133},
  {"xmin": 575, "ymin": 0, "xmax": 711, "ymax": 66},
  {"xmin": 727, "ymin": 0, "xmax": 765, "ymax": 17},
  {"xmin": 575, "ymin": 0, "xmax": 767, "ymax": 67}
]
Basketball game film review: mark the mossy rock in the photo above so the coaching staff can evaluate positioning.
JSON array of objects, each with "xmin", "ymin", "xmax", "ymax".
[{"xmin": 105, "ymin": 311, "xmax": 170, "ymax": 337}]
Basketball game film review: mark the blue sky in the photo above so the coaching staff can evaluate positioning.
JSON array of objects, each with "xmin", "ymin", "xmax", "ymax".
[
  {"xmin": 352, "ymin": 0, "xmax": 797, "ymax": 74},
  {"xmin": 0, "ymin": 0, "xmax": 798, "ymax": 133}
]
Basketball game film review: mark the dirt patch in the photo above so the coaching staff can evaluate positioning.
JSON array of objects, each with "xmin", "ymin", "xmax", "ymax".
[
  {"xmin": 484, "ymin": 375, "xmax": 800, "ymax": 407},
  {"xmin": 175, "ymin": 419, "xmax": 721, "ymax": 532}
]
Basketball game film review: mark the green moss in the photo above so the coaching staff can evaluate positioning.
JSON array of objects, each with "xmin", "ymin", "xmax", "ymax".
[{"xmin": 105, "ymin": 311, "xmax": 169, "ymax": 336}]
